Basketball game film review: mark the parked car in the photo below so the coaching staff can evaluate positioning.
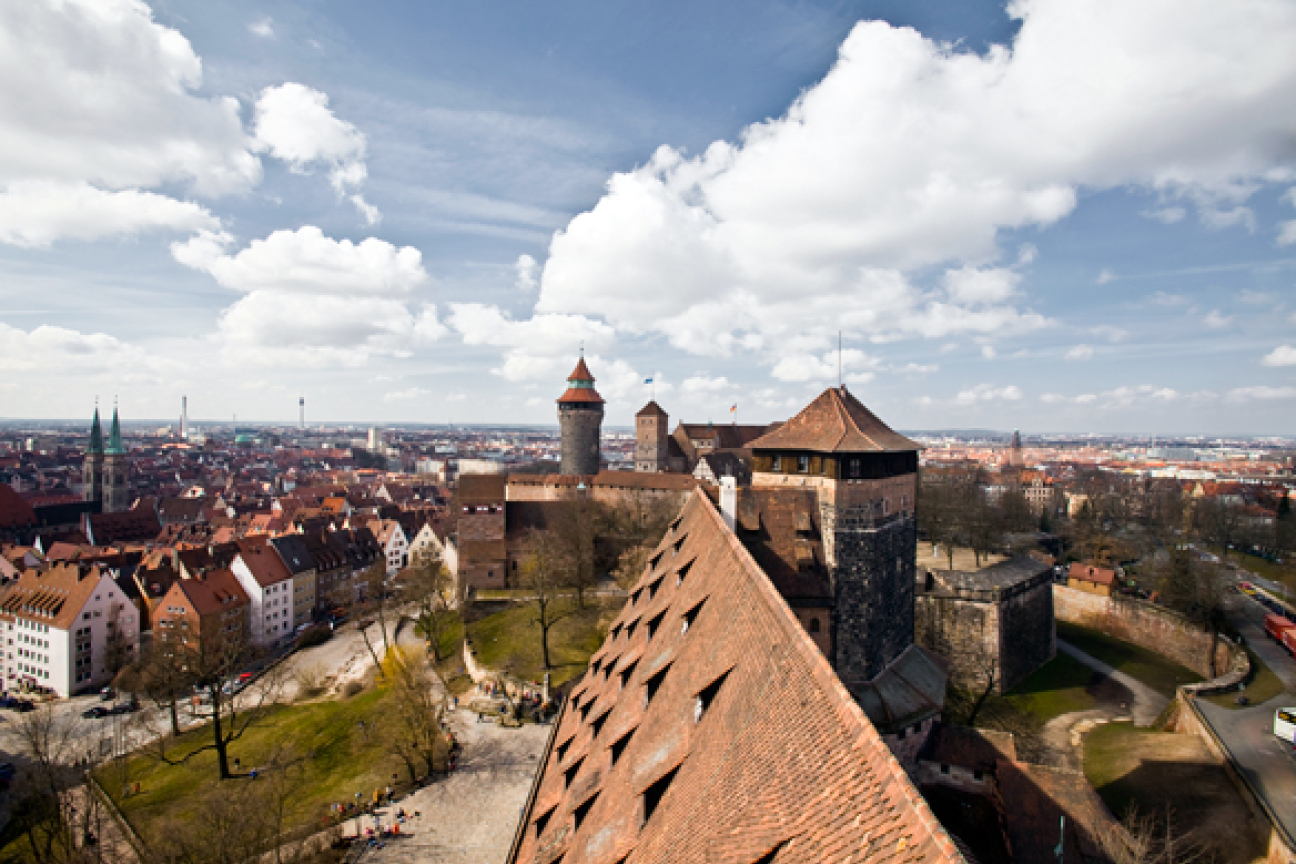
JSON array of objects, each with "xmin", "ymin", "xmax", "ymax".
[
  {"xmin": 99, "ymin": 686, "xmax": 116, "ymax": 702},
  {"xmin": 82, "ymin": 706, "xmax": 110, "ymax": 719}
]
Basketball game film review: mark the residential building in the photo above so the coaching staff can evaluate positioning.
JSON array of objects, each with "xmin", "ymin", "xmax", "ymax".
[
  {"xmin": 0, "ymin": 562, "xmax": 140, "ymax": 697},
  {"xmin": 230, "ymin": 537, "xmax": 295, "ymax": 646},
  {"xmin": 269, "ymin": 534, "xmax": 318, "ymax": 629},
  {"xmin": 154, "ymin": 568, "xmax": 250, "ymax": 648},
  {"xmin": 372, "ymin": 519, "xmax": 409, "ymax": 577}
]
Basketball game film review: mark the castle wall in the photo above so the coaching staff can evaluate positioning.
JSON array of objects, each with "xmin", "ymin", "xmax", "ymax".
[
  {"xmin": 832, "ymin": 512, "xmax": 916, "ymax": 683},
  {"xmin": 1053, "ymin": 584, "xmax": 1228, "ymax": 677}
]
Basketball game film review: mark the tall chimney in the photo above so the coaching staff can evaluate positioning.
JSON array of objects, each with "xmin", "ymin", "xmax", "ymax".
[
  {"xmin": 181, "ymin": 396, "xmax": 188, "ymax": 439},
  {"xmin": 299, "ymin": 396, "xmax": 305, "ymax": 430}
]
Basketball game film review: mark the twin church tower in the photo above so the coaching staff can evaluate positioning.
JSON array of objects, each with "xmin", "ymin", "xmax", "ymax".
[{"xmin": 82, "ymin": 405, "xmax": 131, "ymax": 513}]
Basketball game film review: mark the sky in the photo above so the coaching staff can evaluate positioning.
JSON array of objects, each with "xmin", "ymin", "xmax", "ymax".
[{"xmin": 2, "ymin": 0, "xmax": 1296, "ymax": 436}]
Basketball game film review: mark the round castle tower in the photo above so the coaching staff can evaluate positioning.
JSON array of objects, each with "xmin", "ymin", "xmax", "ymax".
[{"xmin": 557, "ymin": 356, "xmax": 604, "ymax": 476}]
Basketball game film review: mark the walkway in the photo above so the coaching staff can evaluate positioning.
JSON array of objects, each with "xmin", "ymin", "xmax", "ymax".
[{"xmin": 1056, "ymin": 640, "xmax": 1170, "ymax": 726}]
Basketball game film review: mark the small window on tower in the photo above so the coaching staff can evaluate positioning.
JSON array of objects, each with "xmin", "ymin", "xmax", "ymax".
[
  {"xmin": 771, "ymin": 455, "xmax": 782, "ymax": 472},
  {"xmin": 797, "ymin": 455, "xmax": 809, "ymax": 473},
  {"xmin": 808, "ymin": 617, "xmax": 821, "ymax": 633}
]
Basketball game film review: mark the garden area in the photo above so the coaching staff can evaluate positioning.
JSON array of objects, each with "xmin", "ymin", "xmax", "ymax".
[{"xmin": 461, "ymin": 597, "xmax": 613, "ymax": 690}]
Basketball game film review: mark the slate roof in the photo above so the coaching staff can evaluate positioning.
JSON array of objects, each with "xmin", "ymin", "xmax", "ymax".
[
  {"xmin": 748, "ymin": 386, "xmax": 919, "ymax": 454},
  {"xmin": 507, "ymin": 490, "xmax": 964, "ymax": 864},
  {"xmin": 848, "ymin": 644, "xmax": 949, "ymax": 733}
]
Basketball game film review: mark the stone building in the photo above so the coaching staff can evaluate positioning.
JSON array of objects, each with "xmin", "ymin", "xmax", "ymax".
[
  {"xmin": 914, "ymin": 557, "xmax": 1056, "ymax": 693},
  {"xmin": 748, "ymin": 386, "xmax": 922, "ymax": 685},
  {"xmin": 81, "ymin": 406, "xmax": 104, "ymax": 509},
  {"xmin": 634, "ymin": 401, "xmax": 678, "ymax": 473},
  {"xmin": 557, "ymin": 356, "xmax": 604, "ymax": 476}
]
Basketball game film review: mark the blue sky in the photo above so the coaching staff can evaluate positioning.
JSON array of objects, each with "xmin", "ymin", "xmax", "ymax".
[{"xmin": 1, "ymin": 0, "xmax": 1295, "ymax": 435}]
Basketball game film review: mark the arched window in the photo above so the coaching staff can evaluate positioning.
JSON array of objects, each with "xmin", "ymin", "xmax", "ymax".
[{"xmin": 808, "ymin": 617, "xmax": 821, "ymax": 633}]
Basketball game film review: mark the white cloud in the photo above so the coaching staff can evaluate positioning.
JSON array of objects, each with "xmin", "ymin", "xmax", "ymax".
[
  {"xmin": 527, "ymin": 0, "xmax": 1296, "ymax": 364},
  {"xmin": 447, "ymin": 303, "xmax": 616, "ymax": 382},
  {"xmin": 0, "ymin": 322, "xmax": 162, "ymax": 376},
  {"xmin": 680, "ymin": 375, "xmax": 732, "ymax": 396},
  {"xmin": 1151, "ymin": 291, "xmax": 1187, "ymax": 306},
  {"xmin": 248, "ymin": 18, "xmax": 274, "ymax": 38},
  {"xmin": 1096, "ymin": 269, "xmax": 1116, "ymax": 285},
  {"xmin": 1043, "ymin": 384, "xmax": 1190, "ymax": 407},
  {"xmin": 1262, "ymin": 345, "xmax": 1296, "ymax": 366},
  {"xmin": 0, "ymin": 0, "xmax": 260, "ymax": 197},
  {"xmin": 173, "ymin": 226, "xmax": 440, "ymax": 362},
  {"xmin": 0, "ymin": 182, "xmax": 217, "ymax": 247},
  {"xmin": 1065, "ymin": 344, "xmax": 1094, "ymax": 361},
  {"xmin": 1228, "ymin": 385, "xmax": 1296, "ymax": 401},
  {"xmin": 955, "ymin": 384, "xmax": 1022, "ymax": 404},
  {"xmin": 515, "ymin": 254, "xmax": 539, "ymax": 292},
  {"xmin": 252, "ymin": 83, "xmax": 377, "ymax": 222},
  {"xmin": 174, "ymin": 226, "xmax": 427, "ymax": 296},
  {"xmin": 980, "ymin": 345, "xmax": 997, "ymax": 359},
  {"xmin": 1203, "ymin": 309, "xmax": 1232, "ymax": 329},
  {"xmin": 1277, "ymin": 220, "xmax": 1296, "ymax": 246},
  {"xmin": 771, "ymin": 348, "xmax": 876, "ymax": 382}
]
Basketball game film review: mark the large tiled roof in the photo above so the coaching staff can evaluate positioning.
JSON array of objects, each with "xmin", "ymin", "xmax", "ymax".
[
  {"xmin": 0, "ymin": 484, "xmax": 36, "ymax": 529},
  {"xmin": 458, "ymin": 474, "xmax": 507, "ymax": 503},
  {"xmin": 508, "ymin": 491, "xmax": 964, "ymax": 864},
  {"xmin": 0, "ymin": 562, "xmax": 106, "ymax": 631},
  {"xmin": 748, "ymin": 386, "xmax": 919, "ymax": 454}
]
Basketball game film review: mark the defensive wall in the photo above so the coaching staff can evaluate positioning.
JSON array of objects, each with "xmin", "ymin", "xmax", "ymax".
[{"xmin": 1053, "ymin": 584, "xmax": 1232, "ymax": 678}]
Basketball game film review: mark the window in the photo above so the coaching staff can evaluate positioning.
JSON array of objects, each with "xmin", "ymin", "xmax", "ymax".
[
  {"xmin": 808, "ymin": 617, "xmax": 821, "ymax": 633},
  {"xmin": 646, "ymin": 611, "xmax": 666, "ymax": 641},
  {"xmin": 534, "ymin": 804, "xmax": 557, "ymax": 837},
  {"xmin": 797, "ymin": 455, "xmax": 809, "ymax": 473},
  {"xmin": 771, "ymin": 455, "xmax": 782, "ymax": 472},
  {"xmin": 641, "ymin": 766, "xmax": 679, "ymax": 826},
  {"xmin": 681, "ymin": 599, "xmax": 706, "ymax": 635},
  {"xmin": 694, "ymin": 671, "xmax": 729, "ymax": 724},
  {"xmin": 591, "ymin": 709, "xmax": 610, "ymax": 739},
  {"xmin": 644, "ymin": 665, "xmax": 670, "ymax": 706},
  {"xmin": 572, "ymin": 793, "xmax": 599, "ymax": 831},
  {"xmin": 609, "ymin": 728, "xmax": 635, "ymax": 766},
  {"xmin": 676, "ymin": 559, "xmax": 693, "ymax": 586},
  {"xmin": 563, "ymin": 757, "xmax": 584, "ymax": 789},
  {"xmin": 619, "ymin": 661, "xmax": 638, "ymax": 691}
]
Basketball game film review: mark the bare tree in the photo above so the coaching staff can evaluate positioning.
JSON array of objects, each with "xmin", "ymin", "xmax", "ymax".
[
  {"xmin": 1101, "ymin": 806, "xmax": 1212, "ymax": 864},
  {"xmin": 118, "ymin": 632, "xmax": 193, "ymax": 737},
  {"xmin": 518, "ymin": 529, "xmax": 575, "ymax": 670},
  {"xmin": 143, "ymin": 625, "xmax": 282, "ymax": 781},
  {"xmin": 549, "ymin": 498, "xmax": 600, "ymax": 608},
  {"xmin": 384, "ymin": 647, "xmax": 448, "ymax": 780},
  {"xmin": 7, "ymin": 706, "xmax": 110, "ymax": 864},
  {"xmin": 353, "ymin": 561, "xmax": 395, "ymax": 680},
  {"xmin": 402, "ymin": 547, "xmax": 457, "ymax": 662}
]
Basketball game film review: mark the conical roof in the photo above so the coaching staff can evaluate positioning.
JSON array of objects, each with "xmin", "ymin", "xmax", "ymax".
[
  {"xmin": 106, "ymin": 406, "xmax": 126, "ymax": 455},
  {"xmin": 748, "ymin": 386, "xmax": 918, "ymax": 453},
  {"xmin": 557, "ymin": 356, "xmax": 604, "ymax": 405},
  {"xmin": 636, "ymin": 400, "xmax": 668, "ymax": 418},
  {"xmin": 86, "ymin": 407, "xmax": 104, "ymax": 456}
]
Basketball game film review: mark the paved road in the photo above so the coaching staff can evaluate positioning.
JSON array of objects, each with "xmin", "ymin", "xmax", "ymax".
[
  {"xmin": 1057, "ymin": 640, "xmax": 1169, "ymax": 726},
  {"xmin": 1193, "ymin": 592, "xmax": 1296, "ymax": 846}
]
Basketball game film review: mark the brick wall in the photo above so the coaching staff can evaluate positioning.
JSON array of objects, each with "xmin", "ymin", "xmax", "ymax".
[{"xmin": 1053, "ymin": 584, "xmax": 1228, "ymax": 677}]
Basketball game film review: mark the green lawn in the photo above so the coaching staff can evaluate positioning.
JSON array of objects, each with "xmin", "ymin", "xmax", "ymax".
[
  {"xmin": 1202, "ymin": 646, "xmax": 1289, "ymax": 709},
  {"xmin": 1001, "ymin": 650, "xmax": 1101, "ymax": 721},
  {"xmin": 98, "ymin": 684, "xmax": 437, "ymax": 848},
  {"xmin": 465, "ymin": 598, "xmax": 612, "ymax": 688},
  {"xmin": 1057, "ymin": 621, "xmax": 1201, "ymax": 698},
  {"xmin": 1234, "ymin": 552, "xmax": 1296, "ymax": 596}
]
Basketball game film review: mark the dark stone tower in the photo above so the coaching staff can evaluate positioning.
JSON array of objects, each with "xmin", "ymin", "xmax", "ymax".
[
  {"xmin": 1009, "ymin": 428, "xmax": 1023, "ymax": 467},
  {"xmin": 82, "ymin": 406, "xmax": 104, "ymax": 507},
  {"xmin": 634, "ymin": 401, "xmax": 669, "ymax": 472},
  {"xmin": 557, "ymin": 357, "xmax": 604, "ymax": 476},
  {"xmin": 102, "ymin": 404, "xmax": 130, "ymax": 513},
  {"xmin": 748, "ymin": 387, "xmax": 920, "ymax": 685}
]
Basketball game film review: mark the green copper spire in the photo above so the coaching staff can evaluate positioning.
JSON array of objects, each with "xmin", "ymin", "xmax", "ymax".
[
  {"xmin": 106, "ymin": 403, "xmax": 126, "ymax": 455},
  {"xmin": 86, "ymin": 405, "xmax": 104, "ymax": 456}
]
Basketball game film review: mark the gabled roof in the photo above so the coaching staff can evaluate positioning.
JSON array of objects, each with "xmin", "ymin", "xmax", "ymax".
[
  {"xmin": 168, "ymin": 568, "xmax": 249, "ymax": 618},
  {"xmin": 0, "ymin": 562, "xmax": 109, "ymax": 631},
  {"xmin": 0, "ymin": 484, "xmax": 37, "ymax": 529},
  {"xmin": 748, "ymin": 386, "xmax": 919, "ymax": 454},
  {"xmin": 507, "ymin": 491, "xmax": 963, "ymax": 864},
  {"xmin": 1067, "ymin": 562, "xmax": 1115, "ymax": 586},
  {"xmin": 233, "ymin": 536, "xmax": 293, "ymax": 587}
]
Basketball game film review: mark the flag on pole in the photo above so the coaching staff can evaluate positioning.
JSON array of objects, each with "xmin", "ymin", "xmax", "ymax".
[
  {"xmin": 644, "ymin": 377, "xmax": 653, "ymax": 384},
  {"xmin": 730, "ymin": 404, "xmax": 737, "ymax": 413}
]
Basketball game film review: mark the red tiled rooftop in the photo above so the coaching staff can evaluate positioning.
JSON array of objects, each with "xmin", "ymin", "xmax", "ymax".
[
  {"xmin": 749, "ymin": 386, "xmax": 919, "ymax": 454},
  {"xmin": 508, "ymin": 490, "xmax": 963, "ymax": 864}
]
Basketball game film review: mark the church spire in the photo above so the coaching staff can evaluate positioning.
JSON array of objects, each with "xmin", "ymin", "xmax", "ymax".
[
  {"xmin": 86, "ymin": 403, "xmax": 104, "ymax": 456},
  {"xmin": 106, "ymin": 401, "xmax": 126, "ymax": 455}
]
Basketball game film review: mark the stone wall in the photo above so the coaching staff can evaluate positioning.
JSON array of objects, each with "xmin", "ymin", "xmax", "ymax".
[
  {"xmin": 915, "ymin": 571, "xmax": 1055, "ymax": 693},
  {"xmin": 832, "ymin": 512, "xmax": 916, "ymax": 683},
  {"xmin": 1053, "ymin": 584, "xmax": 1230, "ymax": 677},
  {"xmin": 558, "ymin": 404, "xmax": 603, "ymax": 476}
]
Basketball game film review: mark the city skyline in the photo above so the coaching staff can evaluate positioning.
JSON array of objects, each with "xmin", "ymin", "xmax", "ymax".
[{"xmin": 2, "ymin": 0, "xmax": 1296, "ymax": 434}]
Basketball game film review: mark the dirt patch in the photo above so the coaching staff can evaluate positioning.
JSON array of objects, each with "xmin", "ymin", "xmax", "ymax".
[{"xmin": 1084, "ymin": 722, "xmax": 1267, "ymax": 864}]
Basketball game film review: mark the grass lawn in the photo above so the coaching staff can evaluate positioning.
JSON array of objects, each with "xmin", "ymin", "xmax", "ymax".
[
  {"xmin": 465, "ymin": 598, "xmax": 612, "ymax": 688},
  {"xmin": 1001, "ymin": 650, "xmax": 1101, "ymax": 721},
  {"xmin": 1202, "ymin": 646, "xmax": 1288, "ymax": 709},
  {"xmin": 1083, "ymin": 721, "xmax": 1266, "ymax": 864},
  {"xmin": 98, "ymin": 684, "xmax": 434, "ymax": 848},
  {"xmin": 1057, "ymin": 621, "xmax": 1201, "ymax": 698},
  {"xmin": 1234, "ymin": 552, "xmax": 1296, "ymax": 595}
]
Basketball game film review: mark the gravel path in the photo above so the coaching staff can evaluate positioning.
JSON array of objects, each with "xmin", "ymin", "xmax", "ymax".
[{"xmin": 1056, "ymin": 640, "xmax": 1169, "ymax": 726}]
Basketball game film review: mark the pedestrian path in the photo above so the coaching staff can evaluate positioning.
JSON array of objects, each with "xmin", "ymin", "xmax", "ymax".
[{"xmin": 1056, "ymin": 639, "xmax": 1168, "ymax": 726}]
